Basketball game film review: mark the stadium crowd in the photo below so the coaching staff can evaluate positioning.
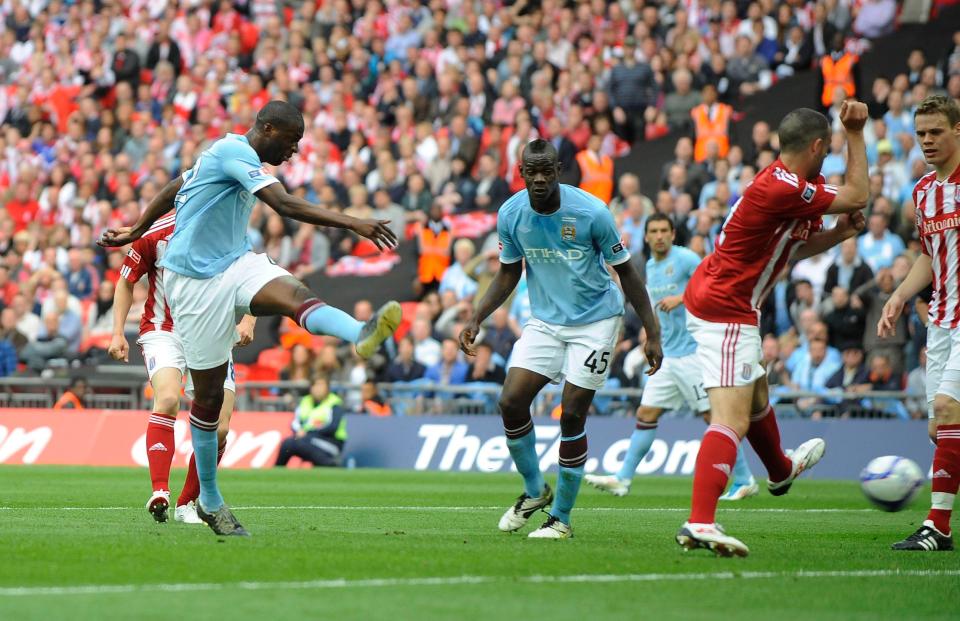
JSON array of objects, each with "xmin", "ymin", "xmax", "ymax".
[{"xmin": 0, "ymin": 0, "xmax": 954, "ymax": 419}]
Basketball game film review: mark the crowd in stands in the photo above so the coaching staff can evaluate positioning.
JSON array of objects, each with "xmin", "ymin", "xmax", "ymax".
[{"xmin": 0, "ymin": 0, "xmax": 953, "ymax": 419}]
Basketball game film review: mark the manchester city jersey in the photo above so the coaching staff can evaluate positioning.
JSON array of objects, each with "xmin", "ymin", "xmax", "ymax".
[
  {"xmin": 159, "ymin": 134, "xmax": 279, "ymax": 279},
  {"xmin": 497, "ymin": 184, "xmax": 630, "ymax": 326},
  {"xmin": 646, "ymin": 245, "xmax": 700, "ymax": 358}
]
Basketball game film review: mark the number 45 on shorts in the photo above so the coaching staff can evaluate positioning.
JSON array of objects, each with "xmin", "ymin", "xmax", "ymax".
[{"xmin": 584, "ymin": 350, "xmax": 609, "ymax": 375}]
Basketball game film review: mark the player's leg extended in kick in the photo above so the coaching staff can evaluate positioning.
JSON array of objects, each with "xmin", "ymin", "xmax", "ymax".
[
  {"xmin": 528, "ymin": 382, "xmax": 595, "ymax": 539},
  {"xmin": 497, "ymin": 368, "xmax": 553, "ymax": 533},
  {"xmin": 189, "ymin": 363, "xmax": 249, "ymax": 536},
  {"xmin": 586, "ymin": 406, "xmax": 663, "ymax": 497},
  {"xmin": 144, "ymin": 367, "xmax": 184, "ymax": 523},
  {"xmin": 249, "ymin": 276, "xmax": 400, "ymax": 359},
  {"xmin": 176, "ymin": 388, "xmax": 235, "ymax": 525},
  {"xmin": 893, "ymin": 392, "xmax": 960, "ymax": 551}
]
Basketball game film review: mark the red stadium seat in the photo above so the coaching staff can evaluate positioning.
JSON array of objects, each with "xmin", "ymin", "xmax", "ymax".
[{"xmin": 257, "ymin": 348, "xmax": 291, "ymax": 371}]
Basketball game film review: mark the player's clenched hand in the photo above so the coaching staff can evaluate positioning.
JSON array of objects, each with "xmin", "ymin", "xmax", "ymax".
[
  {"xmin": 98, "ymin": 226, "xmax": 140, "ymax": 248},
  {"xmin": 836, "ymin": 211, "xmax": 866, "ymax": 237},
  {"xmin": 459, "ymin": 321, "xmax": 480, "ymax": 357},
  {"xmin": 839, "ymin": 100, "xmax": 868, "ymax": 133},
  {"xmin": 353, "ymin": 219, "xmax": 398, "ymax": 250},
  {"xmin": 644, "ymin": 337, "xmax": 663, "ymax": 376},
  {"xmin": 657, "ymin": 295, "xmax": 683, "ymax": 313},
  {"xmin": 108, "ymin": 333, "xmax": 129, "ymax": 363},
  {"xmin": 235, "ymin": 317, "xmax": 255, "ymax": 347},
  {"xmin": 877, "ymin": 292, "xmax": 905, "ymax": 338}
]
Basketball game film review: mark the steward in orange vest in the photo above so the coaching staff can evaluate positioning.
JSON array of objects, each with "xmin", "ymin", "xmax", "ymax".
[
  {"xmin": 691, "ymin": 85, "xmax": 732, "ymax": 163},
  {"xmin": 819, "ymin": 39, "xmax": 858, "ymax": 108},
  {"xmin": 417, "ymin": 203, "xmax": 453, "ymax": 287},
  {"xmin": 575, "ymin": 135, "xmax": 614, "ymax": 203},
  {"xmin": 54, "ymin": 378, "xmax": 88, "ymax": 410}
]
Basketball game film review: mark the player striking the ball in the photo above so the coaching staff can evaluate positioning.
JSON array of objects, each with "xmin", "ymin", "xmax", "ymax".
[
  {"xmin": 108, "ymin": 213, "xmax": 253, "ymax": 525},
  {"xmin": 100, "ymin": 101, "xmax": 401, "ymax": 536},
  {"xmin": 880, "ymin": 95, "xmax": 960, "ymax": 552},
  {"xmin": 677, "ymin": 101, "xmax": 870, "ymax": 556},
  {"xmin": 585, "ymin": 214, "xmax": 758, "ymax": 500},
  {"xmin": 459, "ymin": 139, "xmax": 663, "ymax": 539}
]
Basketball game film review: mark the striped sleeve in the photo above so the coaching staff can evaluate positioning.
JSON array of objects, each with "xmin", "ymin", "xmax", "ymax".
[
  {"xmin": 120, "ymin": 238, "xmax": 153, "ymax": 284},
  {"xmin": 767, "ymin": 167, "xmax": 837, "ymax": 220}
]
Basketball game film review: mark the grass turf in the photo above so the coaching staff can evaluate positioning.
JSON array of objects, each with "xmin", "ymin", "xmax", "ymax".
[{"xmin": 0, "ymin": 466, "xmax": 957, "ymax": 621}]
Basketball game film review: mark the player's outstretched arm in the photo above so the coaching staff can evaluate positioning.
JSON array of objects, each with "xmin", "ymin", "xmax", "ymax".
[
  {"xmin": 99, "ymin": 176, "xmax": 183, "ymax": 248},
  {"xmin": 108, "ymin": 278, "xmax": 135, "ymax": 363},
  {"xmin": 613, "ymin": 260, "xmax": 663, "ymax": 374},
  {"xmin": 256, "ymin": 183, "xmax": 397, "ymax": 250},
  {"xmin": 793, "ymin": 211, "xmax": 865, "ymax": 261},
  {"xmin": 459, "ymin": 260, "xmax": 522, "ymax": 356},
  {"xmin": 825, "ymin": 100, "xmax": 869, "ymax": 215},
  {"xmin": 878, "ymin": 253, "xmax": 933, "ymax": 338}
]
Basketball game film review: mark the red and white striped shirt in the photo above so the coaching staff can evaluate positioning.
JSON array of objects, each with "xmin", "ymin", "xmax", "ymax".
[
  {"xmin": 914, "ymin": 164, "xmax": 960, "ymax": 328},
  {"xmin": 119, "ymin": 213, "xmax": 176, "ymax": 336},
  {"xmin": 685, "ymin": 160, "xmax": 837, "ymax": 325}
]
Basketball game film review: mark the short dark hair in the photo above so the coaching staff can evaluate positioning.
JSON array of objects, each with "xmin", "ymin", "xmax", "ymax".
[
  {"xmin": 521, "ymin": 139, "xmax": 558, "ymax": 162},
  {"xmin": 778, "ymin": 108, "xmax": 829, "ymax": 153},
  {"xmin": 915, "ymin": 94, "xmax": 960, "ymax": 127},
  {"xmin": 255, "ymin": 100, "xmax": 304, "ymax": 132},
  {"xmin": 645, "ymin": 212, "xmax": 675, "ymax": 234}
]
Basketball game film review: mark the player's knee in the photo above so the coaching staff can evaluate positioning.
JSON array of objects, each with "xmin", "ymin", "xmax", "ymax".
[
  {"xmin": 497, "ymin": 394, "xmax": 530, "ymax": 421},
  {"xmin": 152, "ymin": 392, "xmax": 180, "ymax": 416},
  {"xmin": 636, "ymin": 406, "xmax": 660, "ymax": 424},
  {"xmin": 932, "ymin": 395, "xmax": 960, "ymax": 424},
  {"xmin": 193, "ymin": 387, "xmax": 225, "ymax": 412},
  {"xmin": 559, "ymin": 410, "xmax": 587, "ymax": 437}
]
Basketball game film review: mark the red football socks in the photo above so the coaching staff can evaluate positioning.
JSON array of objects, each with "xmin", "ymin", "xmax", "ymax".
[
  {"xmin": 146, "ymin": 413, "xmax": 176, "ymax": 493},
  {"xmin": 689, "ymin": 424, "xmax": 740, "ymax": 524},
  {"xmin": 746, "ymin": 405, "xmax": 793, "ymax": 483},
  {"xmin": 928, "ymin": 424, "xmax": 960, "ymax": 535}
]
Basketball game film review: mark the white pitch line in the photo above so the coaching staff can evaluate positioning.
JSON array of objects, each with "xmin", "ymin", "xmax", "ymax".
[
  {"xmin": 1, "ymin": 569, "xmax": 958, "ymax": 598},
  {"xmin": 0, "ymin": 505, "xmax": 875, "ymax": 513}
]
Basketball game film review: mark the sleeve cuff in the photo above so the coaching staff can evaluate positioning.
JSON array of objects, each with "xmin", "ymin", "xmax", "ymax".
[
  {"xmin": 248, "ymin": 177, "xmax": 280, "ymax": 195},
  {"xmin": 499, "ymin": 255, "xmax": 523, "ymax": 264},
  {"xmin": 606, "ymin": 253, "xmax": 631, "ymax": 266}
]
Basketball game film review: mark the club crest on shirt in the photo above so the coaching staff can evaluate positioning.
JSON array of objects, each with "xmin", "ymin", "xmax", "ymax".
[
  {"xmin": 665, "ymin": 264, "xmax": 674, "ymax": 277},
  {"xmin": 741, "ymin": 363, "xmax": 752, "ymax": 381},
  {"xmin": 561, "ymin": 224, "xmax": 576, "ymax": 241},
  {"xmin": 800, "ymin": 183, "xmax": 816, "ymax": 203}
]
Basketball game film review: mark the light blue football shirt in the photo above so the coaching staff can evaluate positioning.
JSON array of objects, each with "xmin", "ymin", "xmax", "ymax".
[
  {"xmin": 645, "ymin": 245, "xmax": 700, "ymax": 358},
  {"xmin": 498, "ymin": 184, "xmax": 630, "ymax": 326},
  {"xmin": 159, "ymin": 134, "xmax": 279, "ymax": 279}
]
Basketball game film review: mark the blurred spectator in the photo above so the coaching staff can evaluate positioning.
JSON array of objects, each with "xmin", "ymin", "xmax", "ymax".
[
  {"xmin": 858, "ymin": 214, "xmax": 905, "ymax": 272},
  {"xmin": 824, "ymin": 345, "xmax": 872, "ymax": 416},
  {"xmin": 825, "ymin": 237, "xmax": 874, "ymax": 293},
  {"xmin": 853, "ymin": 0, "xmax": 897, "ymax": 39},
  {"xmin": 359, "ymin": 380, "xmax": 392, "ymax": 417},
  {"xmin": 483, "ymin": 307, "xmax": 518, "ymax": 362},
  {"xmin": 439, "ymin": 239, "xmax": 479, "ymax": 301},
  {"xmin": 63, "ymin": 248, "xmax": 95, "ymax": 302},
  {"xmin": 789, "ymin": 339, "xmax": 842, "ymax": 415},
  {"xmin": 728, "ymin": 35, "xmax": 769, "ymax": 96},
  {"xmin": 906, "ymin": 346, "xmax": 929, "ymax": 419},
  {"xmin": 664, "ymin": 69, "xmax": 701, "ymax": 132},
  {"xmin": 466, "ymin": 341, "xmax": 506, "ymax": 385},
  {"xmin": 275, "ymin": 376, "xmax": 346, "ymax": 468},
  {"xmin": 385, "ymin": 336, "xmax": 426, "ymax": 383},
  {"xmin": 22, "ymin": 312, "xmax": 69, "ymax": 372},
  {"xmin": 576, "ymin": 133, "xmax": 614, "ymax": 204},
  {"xmin": 410, "ymin": 318, "xmax": 441, "ymax": 368},
  {"xmin": 416, "ymin": 203, "xmax": 452, "ymax": 297},
  {"xmin": 818, "ymin": 33, "xmax": 859, "ymax": 110},
  {"xmin": 425, "ymin": 338, "xmax": 469, "ymax": 387},
  {"xmin": 691, "ymin": 84, "xmax": 732, "ymax": 163},
  {"xmin": 280, "ymin": 344, "xmax": 315, "ymax": 383},
  {"xmin": 464, "ymin": 248, "xmax": 504, "ymax": 309},
  {"xmin": 823, "ymin": 286, "xmax": 867, "ymax": 351},
  {"xmin": 762, "ymin": 334, "xmax": 788, "ymax": 386},
  {"xmin": 53, "ymin": 377, "xmax": 89, "ymax": 410},
  {"xmin": 853, "ymin": 268, "xmax": 907, "ymax": 374},
  {"xmin": 608, "ymin": 36, "xmax": 653, "ymax": 141}
]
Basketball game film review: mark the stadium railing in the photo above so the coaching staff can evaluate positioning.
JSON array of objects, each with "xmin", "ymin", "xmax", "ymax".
[{"xmin": 0, "ymin": 376, "xmax": 925, "ymax": 419}]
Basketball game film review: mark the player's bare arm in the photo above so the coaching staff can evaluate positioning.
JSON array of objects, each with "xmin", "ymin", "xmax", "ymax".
[
  {"xmin": 459, "ymin": 260, "xmax": 523, "ymax": 356},
  {"xmin": 98, "ymin": 176, "xmax": 183, "ymax": 248},
  {"xmin": 878, "ymin": 253, "xmax": 934, "ymax": 338},
  {"xmin": 613, "ymin": 260, "xmax": 663, "ymax": 374},
  {"xmin": 255, "ymin": 183, "xmax": 397, "ymax": 250},
  {"xmin": 792, "ymin": 211, "xmax": 865, "ymax": 261},
  {"xmin": 108, "ymin": 277, "xmax": 136, "ymax": 363},
  {"xmin": 824, "ymin": 100, "xmax": 869, "ymax": 215}
]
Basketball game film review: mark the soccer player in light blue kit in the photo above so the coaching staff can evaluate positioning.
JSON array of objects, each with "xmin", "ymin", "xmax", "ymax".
[
  {"xmin": 100, "ymin": 101, "xmax": 402, "ymax": 536},
  {"xmin": 459, "ymin": 140, "xmax": 663, "ymax": 538},
  {"xmin": 585, "ymin": 214, "xmax": 759, "ymax": 500}
]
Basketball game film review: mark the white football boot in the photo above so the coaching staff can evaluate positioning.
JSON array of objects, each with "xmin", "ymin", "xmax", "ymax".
[
  {"xmin": 584, "ymin": 474, "xmax": 631, "ymax": 497},
  {"xmin": 719, "ymin": 476, "xmax": 760, "ymax": 501},
  {"xmin": 498, "ymin": 484, "xmax": 553, "ymax": 532},
  {"xmin": 174, "ymin": 500, "xmax": 204, "ymax": 524},
  {"xmin": 768, "ymin": 438, "xmax": 826, "ymax": 496},
  {"xmin": 676, "ymin": 522, "xmax": 749, "ymax": 557},
  {"xmin": 146, "ymin": 490, "xmax": 170, "ymax": 523},
  {"xmin": 528, "ymin": 516, "xmax": 573, "ymax": 539}
]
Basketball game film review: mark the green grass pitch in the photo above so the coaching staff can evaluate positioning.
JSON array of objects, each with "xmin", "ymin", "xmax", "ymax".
[{"xmin": 1, "ymin": 466, "xmax": 957, "ymax": 621}]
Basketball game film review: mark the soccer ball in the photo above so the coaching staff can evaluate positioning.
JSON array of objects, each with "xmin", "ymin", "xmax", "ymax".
[{"xmin": 859, "ymin": 456, "xmax": 925, "ymax": 512}]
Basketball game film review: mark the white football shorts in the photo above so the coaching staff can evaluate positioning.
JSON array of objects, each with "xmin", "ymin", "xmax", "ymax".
[
  {"xmin": 138, "ymin": 329, "xmax": 236, "ymax": 398},
  {"xmin": 925, "ymin": 323, "xmax": 960, "ymax": 418},
  {"xmin": 686, "ymin": 313, "xmax": 765, "ymax": 389},
  {"xmin": 163, "ymin": 251, "xmax": 289, "ymax": 370},
  {"xmin": 508, "ymin": 315, "xmax": 622, "ymax": 391},
  {"xmin": 640, "ymin": 352, "xmax": 710, "ymax": 413}
]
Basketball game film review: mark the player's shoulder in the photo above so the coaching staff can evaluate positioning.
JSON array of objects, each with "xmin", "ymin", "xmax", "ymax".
[
  {"xmin": 140, "ymin": 213, "xmax": 177, "ymax": 244},
  {"xmin": 670, "ymin": 245, "xmax": 701, "ymax": 263},
  {"xmin": 913, "ymin": 170, "xmax": 938, "ymax": 195},
  {"xmin": 561, "ymin": 184, "xmax": 609, "ymax": 215},
  {"xmin": 498, "ymin": 190, "xmax": 529, "ymax": 219},
  {"xmin": 209, "ymin": 133, "xmax": 257, "ymax": 158}
]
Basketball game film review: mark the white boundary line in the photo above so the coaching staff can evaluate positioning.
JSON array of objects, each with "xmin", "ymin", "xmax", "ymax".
[
  {"xmin": 1, "ymin": 569, "xmax": 958, "ymax": 597},
  {"xmin": 0, "ymin": 505, "xmax": 875, "ymax": 513}
]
